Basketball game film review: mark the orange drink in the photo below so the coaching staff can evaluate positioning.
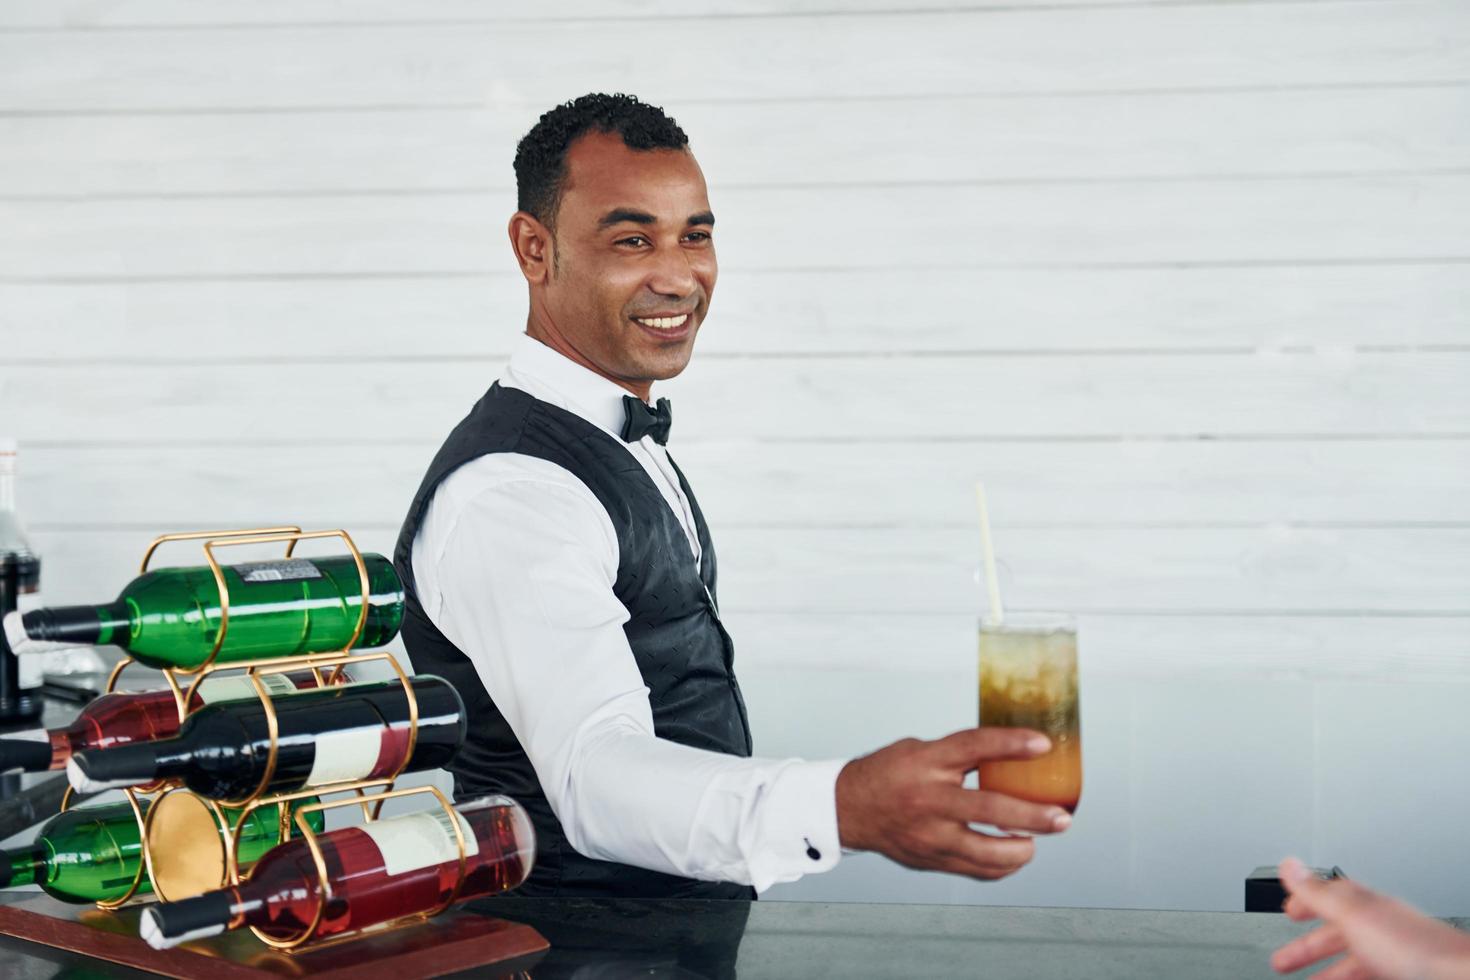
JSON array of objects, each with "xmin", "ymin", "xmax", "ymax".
[{"xmin": 977, "ymin": 613, "xmax": 1082, "ymax": 813}]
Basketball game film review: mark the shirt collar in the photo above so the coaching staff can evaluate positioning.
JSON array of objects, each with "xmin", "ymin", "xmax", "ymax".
[{"xmin": 503, "ymin": 333, "xmax": 653, "ymax": 440}]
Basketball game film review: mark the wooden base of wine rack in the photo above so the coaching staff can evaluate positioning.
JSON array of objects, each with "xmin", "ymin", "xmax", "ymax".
[{"xmin": 0, "ymin": 891, "xmax": 548, "ymax": 979}]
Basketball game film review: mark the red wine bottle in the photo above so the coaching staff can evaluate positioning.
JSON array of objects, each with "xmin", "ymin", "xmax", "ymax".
[
  {"xmin": 0, "ymin": 668, "xmax": 357, "ymax": 775},
  {"xmin": 140, "ymin": 795, "xmax": 535, "ymax": 948},
  {"xmin": 67, "ymin": 676, "xmax": 465, "ymax": 800}
]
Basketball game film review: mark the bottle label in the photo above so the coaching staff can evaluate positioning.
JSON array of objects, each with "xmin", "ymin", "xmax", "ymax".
[
  {"xmin": 235, "ymin": 559, "xmax": 324, "ymax": 585},
  {"xmin": 305, "ymin": 725, "xmax": 382, "ymax": 787},
  {"xmin": 360, "ymin": 808, "xmax": 479, "ymax": 878},
  {"xmin": 196, "ymin": 672, "xmax": 299, "ymax": 705}
]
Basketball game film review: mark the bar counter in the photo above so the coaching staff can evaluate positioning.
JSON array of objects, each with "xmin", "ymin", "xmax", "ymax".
[{"xmin": 0, "ymin": 887, "xmax": 1345, "ymax": 979}]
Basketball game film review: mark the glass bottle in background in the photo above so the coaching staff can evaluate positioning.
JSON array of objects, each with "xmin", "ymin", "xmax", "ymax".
[
  {"xmin": 140, "ymin": 795, "xmax": 535, "ymax": 948},
  {"xmin": 0, "ymin": 440, "xmax": 44, "ymax": 728},
  {"xmin": 5, "ymin": 553, "xmax": 405, "ymax": 671}
]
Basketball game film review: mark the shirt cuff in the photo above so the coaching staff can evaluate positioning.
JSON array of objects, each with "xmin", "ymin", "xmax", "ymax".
[{"xmin": 746, "ymin": 757, "xmax": 848, "ymax": 893}]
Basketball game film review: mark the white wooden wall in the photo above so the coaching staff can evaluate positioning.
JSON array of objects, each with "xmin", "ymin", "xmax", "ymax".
[{"xmin": 2, "ymin": 0, "xmax": 1468, "ymax": 915}]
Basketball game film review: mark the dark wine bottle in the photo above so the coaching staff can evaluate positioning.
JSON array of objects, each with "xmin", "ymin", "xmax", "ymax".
[
  {"xmin": 0, "ymin": 797, "xmax": 324, "ymax": 904},
  {"xmin": 67, "ymin": 676, "xmax": 465, "ymax": 801},
  {"xmin": 3, "ymin": 552, "xmax": 404, "ymax": 671},
  {"xmin": 141, "ymin": 796, "xmax": 534, "ymax": 948},
  {"xmin": 0, "ymin": 667, "xmax": 358, "ymax": 775}
]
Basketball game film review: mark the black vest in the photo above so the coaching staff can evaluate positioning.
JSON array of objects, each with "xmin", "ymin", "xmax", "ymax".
[{"xmin": 394, "ymin": 383, "xmax": 754, "ymax": 899}]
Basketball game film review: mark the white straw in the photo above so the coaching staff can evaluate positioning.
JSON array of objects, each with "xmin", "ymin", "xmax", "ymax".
[{"xmin": 975, "ymin": 481, "xmax": 1005, "ymax": 625}]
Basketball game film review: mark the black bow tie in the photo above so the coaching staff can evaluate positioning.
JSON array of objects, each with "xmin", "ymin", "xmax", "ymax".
[{"xmin": 621, "ymin": 395, "xmax": 673, "ymax": 445}]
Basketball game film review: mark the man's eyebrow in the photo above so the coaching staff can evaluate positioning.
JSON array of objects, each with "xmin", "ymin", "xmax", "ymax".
[
  {"xmin": 596, "ymin": 208, "xmax": 716, "ymax": 229},
  {"xmin": 598, "ymin": 208, "xmax": 657, "ymax": 228}
]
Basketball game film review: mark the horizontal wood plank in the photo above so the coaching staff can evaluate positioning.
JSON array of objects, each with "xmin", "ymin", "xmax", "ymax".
[
  {"xmin": 711, "ymin": 525, "xmax": 1470, "ymax": 614},
  {"xmin": 5, "ymin": 352, "xmax": 1467, "ymax": 443},
  {"xmin": 24, "ymin": 525, "xmax": 1470, "ymax": 613},
  {"xmin": 5, "ymin": 177, "xmax": 1470, "ymax": 279},
  {"xmin": 726, "ymin": 612, "xmax": 1470, "ymax": 679},
  {"xmin": 7, "ymin": 262, "xmax": 1469, "ymax": 360},
  {"xmin": 0, "ymin": 0, "xmax": 1306, "ymax": 31},
  {"xmin": 15, "ymin": 439, "xmax": 1470, "ymax": 528},
  {"xmin": 2, "ymin": 3, "xmax": 1466, "ymax": 111},
  {"xmin": 6, "ymin": 87, "xmax": 1470, "ymax": 196}
]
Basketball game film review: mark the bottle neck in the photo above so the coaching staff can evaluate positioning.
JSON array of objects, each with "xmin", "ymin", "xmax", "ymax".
[
  {"xmin": 139, "ymin": 884, "xmax": 263, "ymax": 950},
  {"xmin": 230, "ymin": 881, "xmax": 268, "ymax": 923},
  {"xmin": 150, "ymin": 735, "xmax": 200, "ymax": 779},
  {"xmin": 44, "ymin": 729, "xmax": 69, "ymax": 770},
  {"xmin": 0, "ymin": 843, "xmax": 46, "ymax": 888},
  {"xmin": 67, "ymin": 735, "xmax": 193, "ymax": 793},
  {"xmin": 19, "ymin": 601, "xmax": 132, "ymax": 648}
]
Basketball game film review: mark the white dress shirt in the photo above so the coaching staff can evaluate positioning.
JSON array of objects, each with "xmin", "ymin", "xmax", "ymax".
[{"xmin": 411, "ymin": 334, "xmax": 845, "ymax": 891}]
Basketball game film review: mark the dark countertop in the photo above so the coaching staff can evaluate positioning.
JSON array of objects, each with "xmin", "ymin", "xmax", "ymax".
[
  {"xmin": 0, "ymin": 890, "xmax": 1351, "ymax": 980},
  {"xmin": 477, "ymin": 897, "xmax": 1314, "ymax": 980}
]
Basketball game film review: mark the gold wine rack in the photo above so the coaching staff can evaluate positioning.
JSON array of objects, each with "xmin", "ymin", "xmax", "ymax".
[{"xmin": 60, "ymin": 525, "xmax": 471, "ymax": 950}]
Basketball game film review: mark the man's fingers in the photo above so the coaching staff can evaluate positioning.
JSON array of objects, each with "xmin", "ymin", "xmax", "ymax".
[
  {"xmin": 940, "ymin": 786, "xmax": 1072, "ymax": 834},
  {"xmin": 946, "ymin": 824, "xmax": 1037, "ymax": 877},
  {"xmin": 932, "ymin": 727, "xmax": 1051, "ymax": 770},
  {"xmin": 1271, "ymin": 924, "xmax": 1347, "ymax": 973},
  {"xmin": 1308, "ymin": 956, "xmax": 1374, "ymax": 980},
  {"xmin": 1282, "ymin": 894, "xmax": 1318, "ymax": 922},
  {"xmin": 1279, "ymin": 859, "xmax": 1375, "ymax": 926},
  {"xmin": 891, "ymin": 823, "xmax": 1038, "ymax": 879},
  {"xmin": 950, "ymin": 855, "xmax": 1031, "ymax": 881}
]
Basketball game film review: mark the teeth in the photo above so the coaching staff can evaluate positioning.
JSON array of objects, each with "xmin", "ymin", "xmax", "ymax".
[{"xmin": 634, "ymin": 314, "xmax": 689, "ymax": 330}]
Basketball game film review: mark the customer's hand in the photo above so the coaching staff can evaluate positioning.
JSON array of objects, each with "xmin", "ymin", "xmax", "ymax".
[
  {"xmin": 834, "ymin": 727, "xmax": 1072, "ymax": 881},
  {"xmin": 1271, "ymin": 857, "xmax": 1470, "ymax": 980}
]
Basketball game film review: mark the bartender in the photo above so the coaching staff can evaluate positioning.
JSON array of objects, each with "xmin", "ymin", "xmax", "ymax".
[{"xmin": 394, "ymin": 93, "xmax": 1071, "ymax": 898}]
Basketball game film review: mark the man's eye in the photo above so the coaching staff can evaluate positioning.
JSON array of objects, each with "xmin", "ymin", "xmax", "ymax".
[
  {"xmin": 616, "ymin": 236, "xmax": 648, "ymax": 247},
  {"xmin": 684, "ymin": 231, "xmax": 712, "ymax": 243}
]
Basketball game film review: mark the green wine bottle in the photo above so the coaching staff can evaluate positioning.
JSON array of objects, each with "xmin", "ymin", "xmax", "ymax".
[
  {"xmin": 0, "ymin": 798, "xmax": 324, "ymax": 904},
  {"xmin": 3, "ymin": 553, "xmax": 403, "ymax": 670}
]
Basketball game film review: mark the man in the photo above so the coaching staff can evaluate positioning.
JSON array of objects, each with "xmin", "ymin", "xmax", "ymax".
[{"xmin": 395, "ymin": 93, "xmax": 1070, "ymax": 898}]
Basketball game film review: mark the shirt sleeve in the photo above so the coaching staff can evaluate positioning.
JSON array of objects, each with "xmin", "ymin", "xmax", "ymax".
[{"xmin": 416, "ymin": 464, "xmax": 846, "ymax": 891}]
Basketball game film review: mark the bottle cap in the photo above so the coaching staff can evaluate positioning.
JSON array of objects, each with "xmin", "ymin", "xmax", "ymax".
[
  {"xmin": 139, "ymin": 891, "xmax": 233, "ymax": 950},
  {"xmin": 3, "ymin": 610, "xmax": 65, "ymax": 654},
  {"xmin": 0, "ymin": 735, "xmax": 54, "ymax": 774}
]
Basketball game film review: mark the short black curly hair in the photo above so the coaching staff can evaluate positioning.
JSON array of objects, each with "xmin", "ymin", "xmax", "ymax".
[{"xmin": 513, "ymin": 92, "xmax": 690, "ymax": 233}]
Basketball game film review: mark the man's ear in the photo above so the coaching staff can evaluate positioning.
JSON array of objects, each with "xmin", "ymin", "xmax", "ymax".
[{"xmin": 508, "ymin": 211, "xmax": 554, "ymax": 283}]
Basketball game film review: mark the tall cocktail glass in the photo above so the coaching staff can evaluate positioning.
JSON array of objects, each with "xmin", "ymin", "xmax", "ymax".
[{"xmin": 977, "ymin": 613, "xmax": 1082, "ymax": 814}]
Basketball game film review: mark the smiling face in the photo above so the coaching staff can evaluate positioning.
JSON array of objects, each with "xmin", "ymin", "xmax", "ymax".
[{"xmin": 509, "ymin": 130, "xmax": 717, "ymax": 399}]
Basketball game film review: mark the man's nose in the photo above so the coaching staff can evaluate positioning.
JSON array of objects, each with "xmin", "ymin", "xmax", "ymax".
[{"xmin": 646, "ymin": 246, "xmax": 699, "ymax": 298}]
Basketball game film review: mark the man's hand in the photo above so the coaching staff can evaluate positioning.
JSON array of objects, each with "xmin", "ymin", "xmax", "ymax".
[
  {"xmin": 834, "ymin": 727, "xmax": 1072, "ymax": 881},
  {"xmin": 1271, "ymin": 857, "xmax": 1470, "ymax": 980}
]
